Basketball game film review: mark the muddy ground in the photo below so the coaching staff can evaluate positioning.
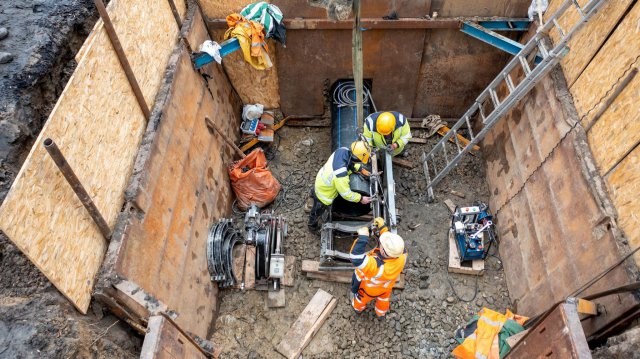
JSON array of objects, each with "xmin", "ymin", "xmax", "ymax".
[
  {"xmin": 0, "ymin": 1, "xmax": 141, "ymax": 358},
  {"xmin": 210, "ymin": 125, "xmax": 512, "ymax": 358}
]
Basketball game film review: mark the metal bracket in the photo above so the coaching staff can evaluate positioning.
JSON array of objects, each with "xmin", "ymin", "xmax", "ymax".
[
  {"xmin": 460, "ymin": 22, "xmax": 543, "ymax": 64},
  {"xmin": 192, "ymin": 38, "xmax": 241, "ymax": 69}
]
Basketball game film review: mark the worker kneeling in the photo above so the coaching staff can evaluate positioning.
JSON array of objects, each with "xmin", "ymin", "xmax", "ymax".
[
  {"xmin": 363, "ymin": 111, "xmax": 412, "ymax": 156},
  {"xmin": 308, "ymin": 141, "xmax": 372, "ymax": 231},
  {"xmin": 350, "ymin": 218, "xmax": 406, "ymax": 317}
]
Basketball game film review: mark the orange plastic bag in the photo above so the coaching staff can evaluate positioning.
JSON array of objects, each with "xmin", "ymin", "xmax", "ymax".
[{"xmin": 228, "ymin": 148, "xmax": 281, "ymax": 210}]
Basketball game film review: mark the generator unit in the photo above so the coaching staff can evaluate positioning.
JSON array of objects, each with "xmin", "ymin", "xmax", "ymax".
[{"xmin": 451, "ymin": 202, "xmax": 496, "ymax": 261}]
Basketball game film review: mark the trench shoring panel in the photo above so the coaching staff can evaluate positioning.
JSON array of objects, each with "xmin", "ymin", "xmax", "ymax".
[
  {"xmin": 98, "ymin": 7, "xmax": 243, "ymax": 338},
  {"xmin": 483, "ymin": 71, "xmax": 638, "ymax": 338}
]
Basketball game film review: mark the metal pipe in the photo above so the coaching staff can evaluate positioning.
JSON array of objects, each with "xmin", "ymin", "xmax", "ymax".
[
  {"xmin": 43, "ymin": 138, "xmax": 112, "ymax": 241},
  {"xmin": 205, "ymin": 117, "xmax": 246, "ymax": 159},
  {"xmin": 93, "ymin": 0, "xmax": 151, "ymax": 120}
]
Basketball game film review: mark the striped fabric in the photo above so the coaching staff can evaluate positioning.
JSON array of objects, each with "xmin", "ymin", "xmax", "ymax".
[{"xmin": 240, "ymin": 2, "xmax": 283, "ymax": 36}]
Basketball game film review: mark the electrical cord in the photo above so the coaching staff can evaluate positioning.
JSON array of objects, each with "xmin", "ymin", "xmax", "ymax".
[
  {"xmin": 445, "ymin": 231, "xmax": 481, "ymax": 303},
  {"xmin": 332, "ymin": 81, "xmax": 377, "ymax": 112}
]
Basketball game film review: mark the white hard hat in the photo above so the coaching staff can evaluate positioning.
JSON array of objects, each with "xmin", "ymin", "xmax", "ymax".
[{"xmin": 379, "ymin": 232, "xmax": 404, "ymax": 258}]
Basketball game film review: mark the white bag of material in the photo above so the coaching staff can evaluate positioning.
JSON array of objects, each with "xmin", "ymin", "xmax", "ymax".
[
  {"xmin": 242, "ymin": 104, "xmax": 264, "ymax": 121},
  {"xmin": 528, "ymin": 0, "xmax": 548, "ymax": 20},
  {"xmin": 198, "ymin": 40, "xmax": 222, "ymax": 64}
]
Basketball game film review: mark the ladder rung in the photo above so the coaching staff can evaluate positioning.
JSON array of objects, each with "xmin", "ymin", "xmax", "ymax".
[
  {"xmin": 442, "ymin": 142, "xmax": 450, "ymax": 165},
  {"xmin": 464, "ymin": 116, "xmax": 475, "ymax": 140},
  {"xmin": 571, "ymin": 0, "xmax": 587, "ymax": 19},
  {"xmin": 518, "ymin": 55, "xmax": 532, "ymax": 76},
  {"xmin": 478, "ymin": 104, "xmax": 487, "ymax": 124},
  {"xmin": 552, "ymin": 18, "xmax": 566, "ymax": 38},
  {"xmin": 489, "ymin": 89, "xmax": 500, "ymax": 107},
  {"xmin": 452, "ymin": 129, "xmax": 462, "ymax": 154},
  {"xmin": 503, "ymin": 72, "xmax": 515, "ymax": 93},
  {"xmin": 537, "ymin": 39, "xmax": 549, "ymax": 59}
]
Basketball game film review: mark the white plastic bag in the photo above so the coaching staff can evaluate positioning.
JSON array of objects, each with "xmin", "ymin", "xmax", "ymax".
[
  {"xmin": 198, "ymin": 40, "xmax": 222, "ymax": 64},
  {"xmin": 242, "ymin": 104, "xmax": 264, "ymax": 121},
  {"xmin": 528, "ymin": 0, "xmax": 548, "ymax": 20}
]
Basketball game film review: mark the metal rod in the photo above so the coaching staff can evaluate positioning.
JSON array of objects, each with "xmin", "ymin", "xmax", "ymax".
[
  {"xmin": 93, "ymin": 0, "xmax": 151, "ymax": 120},
  {"xmin": 43, "ymin": 138, "xmax": 112, "ymax": 241},
  {"xmin": 352, "ymin": 0, "xmax": 364, "ymax": 127},
  {"xmin": 585, "ymin": 67, "xmax": 637, "ymax": 133},
  {"xmin": 165, "ymin": 0, "xmax": 182, "ymax": 29},
  {"xmin": 204, "ymin": 117, "xmax": 246, "ymax": 159}
]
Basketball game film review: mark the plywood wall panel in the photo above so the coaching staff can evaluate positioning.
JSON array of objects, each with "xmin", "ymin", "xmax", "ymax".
[
  {"xmin": 546, "ymin": 0, "xmax": 633, "ymax": 86},
  {"xmin": 0, "ymin": 0, "xmax": 179, "ymax": 313},
  {"xmin": 570, "ymin": 2, "xmax": 640, "ymax": 122},
  {"xmin": 587, "ymin": 70, "xmax": 640, "ymax": 175},
  {"xmin": 608, "ymin": 147, "xmax": 640, "ymax": 264}
]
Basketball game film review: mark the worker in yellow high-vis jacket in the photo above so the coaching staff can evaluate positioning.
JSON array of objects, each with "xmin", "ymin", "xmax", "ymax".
[
  {"xmin": 308, "ymin": 141, "xmax": 371, "ymax": 231},
  {"xmin": 363, "ymin": 111, "xmax": 412, "ymax": 156}
]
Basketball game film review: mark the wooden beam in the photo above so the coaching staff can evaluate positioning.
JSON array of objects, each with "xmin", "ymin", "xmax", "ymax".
[
  {"xmin": 275, "ymin": 289, "xmax": 336, "ymax": 359},
  {"xmin": 392, "ymin": 157, "xmax": 415, "ymax": 169},
  {"xmin": 301, "ymin": 260, "xmax": 405, "ymax": 289}
]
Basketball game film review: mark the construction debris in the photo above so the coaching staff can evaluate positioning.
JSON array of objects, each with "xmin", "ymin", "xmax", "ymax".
[{"xmin": 275, "ymin": 289, "xmax": 337, "ymax": 359}]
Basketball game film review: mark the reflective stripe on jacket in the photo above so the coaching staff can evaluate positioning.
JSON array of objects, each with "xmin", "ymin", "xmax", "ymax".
[
  {"xmin": 314, "ymin": 148, "xmax": 362, "ymax": 206},
  {"xmin": 349, "ymin": 234, "xmax": 407, "ymax": 297},
  {"xmin": 363, "ymin": 111, "xmax": 412, "ymax": 155}
]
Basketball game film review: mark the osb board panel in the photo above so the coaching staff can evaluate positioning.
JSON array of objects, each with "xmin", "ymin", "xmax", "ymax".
[
  {"xmin": 587, "ymin": 72, "xmax": 640, "ymax": 175},
  {"xmin": 545, "ymin": 0, "xmax": 633, "ymax": 86},
  {"xmin": 199, "ymin": 0, "xmax": 429, "ymax": 19},
  {"xmin": 412, "ymin": 30, "xmax": 511, "ymax": 118},
  {"xmin": 140, "ymin": 316, "xmax": 207, "ymax": 359},
  {"xmin": 210, "ymin": 29, "xmax": 281, "ymax": 108},
  {"xmin": 277, "ymin": 28, "xmax": 426, "ymax": 115},
  {"xmin": 570, "ymin": 2, "xmax": 640, "ymax": 174},
  {"xmin": 608, "ymin": 147, "xmax": 640, "ymax": 266},
  {"xmin": 494, "ymin": 131, "xmax": 636, "ymax": 335},
  {"xmin": 0, "ymin": 0, "xmax": 179, "ymax": 313},
  {"xmin": 482, "ymin": 71, "xmax": 572, "ymax": 210},
  {"xmin": 112, "ymin": 8, "xmax": 242, "ymax": 338}
]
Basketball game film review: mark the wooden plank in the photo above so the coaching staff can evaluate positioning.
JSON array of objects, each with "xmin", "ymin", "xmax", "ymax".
[
  {"xmin": 244, "ymin": 246, "xmax": 256, "ymax": 289},
  {"xmin": 392, "ymin": 157, "xmax": 415, "ymax": 169},
  {"xmin": 140, "ymin": 315, "xmax": 208, "ymax": 359},
  {"xmin": 282, "ymin": 255, "xmax": 296, "ymax": 287},
  {"xmin": 505, "ymin": 329, "xmax": 529, "ymax": 349},
  {"xmin": 301, "ymin": 260, "xmax": 405, "ymax": 289},
  {"xmin": 409, "ymin": 137, "xmax": 428, "ymax": 144},
  {"xmin": 443, "ymin": 199, "xmax": 456, "ymax": 213},
  {"xmin": 267, "ymin": 289, "xmax": 286, "ymax": 308},
  {"xmin": 275, "ymin": 289, "xmax": 335, "ymax": 359},
  {"xmin": 0, "ymin": 0, "xmax": 179, "ymax": 313},
  {"xmin": 448, "ymin": 230, "xmax": 484, "ymax": 275}
]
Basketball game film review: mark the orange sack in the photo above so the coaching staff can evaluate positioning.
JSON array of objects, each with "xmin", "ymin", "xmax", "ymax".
[{"xmin": 228, "ymin": 148, "xmax": 281, "ymax": 210}]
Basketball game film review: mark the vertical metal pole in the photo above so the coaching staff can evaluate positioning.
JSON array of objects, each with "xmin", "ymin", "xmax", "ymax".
[
  {"xmin": 352, "ymin": 0, "xmax": 364, "ymax": 126},
  {"xmin": 43, "ymin": 138, "xmax": 112, "ymax": 242}
]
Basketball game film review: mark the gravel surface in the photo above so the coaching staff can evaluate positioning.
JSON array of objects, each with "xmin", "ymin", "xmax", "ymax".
[{"xmin": 210, "ymin": 125, "xmax": 512, "ymax": 358}]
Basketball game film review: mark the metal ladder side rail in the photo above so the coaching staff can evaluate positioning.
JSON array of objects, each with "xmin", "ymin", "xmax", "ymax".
[{"xmin": 422, "ymin": 0, "xmax": 608, "ymax": 199}]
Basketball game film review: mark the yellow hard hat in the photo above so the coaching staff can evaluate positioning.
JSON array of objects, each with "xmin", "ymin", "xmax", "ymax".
[
  {"xmin": 350, "ymin": 141, "xmax": 370, "ymax": 164},
  {"xmin": 379, "ymin": 232, "xmax": 404, "ymax": 258},
  {"xmin": 376, "ymin": 112, "xmax": 396, "ymax": 136}
]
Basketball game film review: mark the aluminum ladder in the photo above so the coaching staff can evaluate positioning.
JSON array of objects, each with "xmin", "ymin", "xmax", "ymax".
[{"xmin": 422, "ymin": 0, "xmax": 608, "ymax": 201}]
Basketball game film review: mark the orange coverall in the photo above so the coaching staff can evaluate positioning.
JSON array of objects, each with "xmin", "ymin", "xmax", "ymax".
[{"xmin": 350, "ymin": 232, "xmax": 407, "ymax": 316}]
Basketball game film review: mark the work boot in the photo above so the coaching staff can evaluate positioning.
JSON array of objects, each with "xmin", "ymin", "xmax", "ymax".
[{"xmin": 303, "ymin": 196, "xmax": 313, "ymax": 213}]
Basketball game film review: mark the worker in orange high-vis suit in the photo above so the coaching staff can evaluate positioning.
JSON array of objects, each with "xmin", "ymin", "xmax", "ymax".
[{"xmin": 349, "ymin": 218, "xmax": 406, "ymax": 317}]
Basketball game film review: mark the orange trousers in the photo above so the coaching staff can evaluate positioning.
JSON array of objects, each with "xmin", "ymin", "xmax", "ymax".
[{"xmin": 351, "ymin": 288, "xmax": 391, "ymax": 317}]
